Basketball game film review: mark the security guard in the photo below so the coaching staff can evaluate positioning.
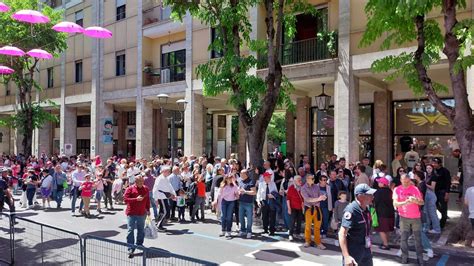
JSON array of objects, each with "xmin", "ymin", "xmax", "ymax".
[{"xmin": 338, "ymin": 184, "xmax": 376, "ymax": 266}]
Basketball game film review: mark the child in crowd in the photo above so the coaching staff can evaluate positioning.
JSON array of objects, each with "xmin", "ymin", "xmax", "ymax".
[
  {"xmin": 332, "ymin": 190, "xmax": 349, "ymax": 246},
  {"xmin": 80, "ymin": 174, "xmax": 94, "ymax": 218},
  {"xmin": 40, "ymin": 169, "xmax": 53, "ymax": 208},
  {"xmin": 177, "ymin": 189, "xmax": 186, "ymax": 222},
  {"xmin": 95, "ymin": 173, "xmax": 106, "ymax": 214}
]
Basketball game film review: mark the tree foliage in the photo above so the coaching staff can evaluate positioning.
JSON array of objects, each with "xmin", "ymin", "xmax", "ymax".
[
  {"xmin": 267, "ymin": 112, "xmax": 286, "ymax": 145},
  {"xmin": 0, "ymin": 0, "xmax": 67, "ymax": 155}
]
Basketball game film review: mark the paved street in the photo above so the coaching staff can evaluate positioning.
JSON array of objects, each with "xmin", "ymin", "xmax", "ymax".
[{"xmin": 1, "ymin": 195, "xmax": 473, "ymax": 266}]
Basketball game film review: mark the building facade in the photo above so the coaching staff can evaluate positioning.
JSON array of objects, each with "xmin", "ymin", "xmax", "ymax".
[{"xmin": 0, "ymin": 0, "xmax": 472, "ymax": 175}]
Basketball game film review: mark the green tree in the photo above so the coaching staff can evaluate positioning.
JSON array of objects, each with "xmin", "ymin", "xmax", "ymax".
[
  {"xmin": 361, "ymin": 0, "xmax": 474, "ymax": 243},
  {"xmin": 165, "ymin": 0, "xmax": 316, "ymax": 167},
  {"xmin": 0, "ymin": 0, "xmax": 67, "ymax": 156},
  {"xmin": 267, "ymin": 112, "xmax": 286, "ymax": 146}
]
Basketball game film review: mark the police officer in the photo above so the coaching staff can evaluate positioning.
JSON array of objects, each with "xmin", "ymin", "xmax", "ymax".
[{"xmin": 338, "ymin": 184, "xmax": 376, "ymax": 266}]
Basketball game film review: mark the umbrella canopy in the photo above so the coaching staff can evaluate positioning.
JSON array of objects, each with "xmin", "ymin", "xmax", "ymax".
[
  {"xmin": 0, "ymin": 66, "xmax": 14, "ymax": 74},
  {"xmin": 52, "ymin": 21, "xmax": 84, "ymax": 34},
  {"xmin": 12, "ymin": 10, "xmax": 50, "ymax": 24},
  {"xmin": 0, "ymin": 2, "xmax": 10, "ymax": 12},
  {"xmin": 0, "ymin": 46, "xmax": 26, "ymax": 57},
  {"xmin": 27, "ymin": 49, "xmax": 53, "ymax": 60},
  {"xmin": 83, "ymin": 26, "xmax": 112, "ymax": 39}
]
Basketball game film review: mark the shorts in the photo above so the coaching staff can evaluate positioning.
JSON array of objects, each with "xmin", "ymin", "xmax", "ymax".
[
  {"xmin": 95, "ymin": 190, "xmax": 104, "ymax": 201},
  {"xmin": 374, "ymin": 217, "xmax": 395, "ymax": 233},
  {"xmin": 41, "ymin": 187, "xmax": 51, "ymax": 198}
]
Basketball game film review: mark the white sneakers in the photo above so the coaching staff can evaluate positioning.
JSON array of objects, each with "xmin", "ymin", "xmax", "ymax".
[
  {"xmin": 225, "ymin": 232, "xmax": 231, "ymax": 238},
  {"xmin": 246, "ymin": 233, "xmax": 252, "ymax": 239},
  {"xmin": 334, "ymin": 239, "xmax": 339, "ymax": 246},
  {"xmin": 219, "ymin": 231, "xmax": 225, "ymax": 237},
  {"xmin": 289, "ymin": 235, "xmax": 294, "ymax": 241},
  {"xmin": 426, "ymin": 249, "xmax": 433, "ymax": 258}
]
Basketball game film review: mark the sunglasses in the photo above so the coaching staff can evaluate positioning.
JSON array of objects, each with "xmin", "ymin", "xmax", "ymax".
[{"xmin": 321, "ymin": 179, "xmax": 328, "ymax": 182}]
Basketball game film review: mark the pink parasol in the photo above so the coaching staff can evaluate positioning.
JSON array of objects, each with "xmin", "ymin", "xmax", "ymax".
[
  {"xmin": 27, "ymin": 49, "xmax": 53, "ymax": 60},
  {"xmin": 83, "ymin": 26, "xmax": 112, "ymax": 39},
  {"xmin": 52, "ymin": 21, "xmax": 84, "ymax": 34},
  {"xmin": 0, "ymin": 46, "xmax": 26, "ymax": 57},
  {"xmin": 0, "ymin": 2, "xmax": 10, "ymax": 12},
  {"xmin": 12, "ymin": 10, "xmax": 50, "ymax": 24},
  {"xmin": 0, "ymin": 66, "xmax": 14, "ymax": 74}
]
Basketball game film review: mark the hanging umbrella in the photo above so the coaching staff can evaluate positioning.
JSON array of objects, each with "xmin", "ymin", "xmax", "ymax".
[
  {"xmin": 12, "ymin": 10, "xmax": 50, "ymax": 24},
  {"xmin": 27, "ymin": 49, "xmax": 53, "ymax": 60},
  {"xmin": 0, "ymin": 66, "xmax": 14, "ymax": 74},
  {"xmin": 83, "ymin": 26, "xmax": 112, "ymax": 39},
  {"xmin": 52, "ymin": 21, "xmax": 84, "ymax": 34},
  {"xmin": 0, "ymin": 2, "xmax": 10, "ymax": 12},
  {"xmin": 0, "ymin": 46, "xmax": 26, "ymax": 57}
]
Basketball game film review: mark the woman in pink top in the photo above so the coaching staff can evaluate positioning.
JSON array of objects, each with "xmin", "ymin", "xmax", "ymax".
[
  {"xmin": 95, "ymin": 173, "xmax": 107, "ymax": 214},
  {"xmin": 213, "ymin": 175, "xmax": 239, "ymax": 238},
  {"xmin": 80, "ymin": 174, "xmax": 95, "ymax": 218}
]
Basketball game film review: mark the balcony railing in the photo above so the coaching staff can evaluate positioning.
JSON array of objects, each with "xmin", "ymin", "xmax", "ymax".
[
  {"xmin": 143, "ymin": 64, "xmax": 185, "ymax": 86},
  {"xmin": 143, "ymin": 5, "xmax": 172, "ymax": 27},
  {"xmin": 258, "ymin": 37, "xmax": 337, "ymax": 69}
]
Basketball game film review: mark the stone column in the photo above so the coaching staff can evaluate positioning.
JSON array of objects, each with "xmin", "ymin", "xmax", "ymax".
[
  {"xmin": 238, "ymin": 119, "xmax": 247, "ymax": 164},
  {"xmin": 212, "ymin": 114, "xmax": 218, "ymax": 156},
  {"xmin": 0, "ymin": 124, "xmax": 11, "ymax": 154},
  {"xmin": 295, "ymin": 97, "xmax": 310, "ymax": 159},
  {"xmin": 117, "ymin": 111, "xmax": 126, "ymax": 156},
  {"xmin": 38, "ymin": 120, "xmax": 52, "ymax": 156},
  {"xmin": 374, "ymin": 91, "xmax": 392, "ymax": 165},
  {"xmin": 226, "ymin": 115, "xmax": 233, "ymax": 158},
  {"xmin": 334, "ymin": 0, "xmax": 359, "ymax": 162},
  {"xmin": 285, "ymin": 110, "xmax": 295, "ymax": 160},
  {"xmin": 60, "ymin": 106, "xmax": 77, "ymax": 155},
  {"xmin": 184, "ymin": 93, "xmax": 204, "ymax": 156},
  {"xmin": 135, "ymin": 99, "xmax": 154, "ymax": 159}
]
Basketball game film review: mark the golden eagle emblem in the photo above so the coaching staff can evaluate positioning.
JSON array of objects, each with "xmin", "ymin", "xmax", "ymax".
[{"xmin": 406, "ymin": 113, "xmax": 450, "ymax": 126}]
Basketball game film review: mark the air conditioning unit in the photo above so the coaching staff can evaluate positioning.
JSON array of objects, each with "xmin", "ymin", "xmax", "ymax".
[{"xmin": 161, "ymin": 68, "xmax": 170, "ymax": 84}]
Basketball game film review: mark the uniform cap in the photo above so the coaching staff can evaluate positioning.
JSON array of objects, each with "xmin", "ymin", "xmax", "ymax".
[{"xmin": 354, "ymin": 183, "xmax": 376, "ymax": 196}]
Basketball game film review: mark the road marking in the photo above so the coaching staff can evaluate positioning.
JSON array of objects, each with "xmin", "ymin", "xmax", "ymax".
[
  {"xmin": 220, "ymin": 262, "xmax": 241, "ymax": 266},
  {"xmin": 275, "ymin": 258, "xmax": 324, "ymax": 265},
  {"xmin": 192, "ymin": 233, "xmax": 264, "ymax": 248},
  {"xmin": 436, "ymin": 255, "xmax": 449, "ymax": 266}
]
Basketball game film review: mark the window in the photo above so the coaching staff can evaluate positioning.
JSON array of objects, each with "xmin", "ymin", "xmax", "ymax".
[
  {"xmin": 47, "ymin": 67, "xmax": 54, "ymax": 88},
  {"xmin": 75, "ymin": 10, "xmax": 84, "ymax": 27},
  {"xmin": 116, "ymin": 0, "xmax": 126, "ymax": 21},
  {"xmin": 211, "ymin": 27, "xmax": 223, "ymax": 58},
  {"xmin": 47, "ymin": 0, "xmax": 62, "ymax": 8},
  {"xmin": 161, "ymin": 49, "xmax": 185, "ymax": 83},
  {"xmin": 75, "ymin": 60, "xmax": 83, "ymax": 83},
  {"xmin": 116, "ymin": 50, "xmax": 126, "ymax": 76},
  {"xmin": 127, "ymin": 112, "xmax": 136, "ymax": 125},
  {"xmin": 77, "ymin": 115, "xmax": 91, "ymax": 127},
  {"xmin": 76, "ymin": 139, "xmax": 90, "ymax": 156}
]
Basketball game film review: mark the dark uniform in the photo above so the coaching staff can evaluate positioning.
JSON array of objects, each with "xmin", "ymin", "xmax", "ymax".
[{"xmin": 341, "ymin": 201, "xmax": 373, "ymax": 266}]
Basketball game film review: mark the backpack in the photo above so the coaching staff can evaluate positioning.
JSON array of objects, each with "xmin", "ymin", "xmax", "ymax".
[{"xmin": 186, "ymin": 182, "xmax": 197, "ymax": 204}]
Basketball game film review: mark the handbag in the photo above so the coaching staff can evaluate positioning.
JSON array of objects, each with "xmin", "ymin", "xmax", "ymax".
[
  {"xmin": 144, "ymin": 216, "xmax": 158, "ymax": 239},
  {"xmin": 330, "ymin": 213, "xmax": 338, "ymax": 231},
  {"xmin": 370, "ymin": 206, "xmax": 379, "ymax": 228}
]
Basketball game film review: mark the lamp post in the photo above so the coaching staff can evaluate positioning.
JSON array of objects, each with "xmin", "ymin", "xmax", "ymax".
[{"xmin": 157, "ymin": 94, "xmax": 188, "ymax": 165}]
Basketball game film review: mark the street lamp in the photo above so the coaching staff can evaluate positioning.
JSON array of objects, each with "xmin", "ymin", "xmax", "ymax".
[
  {"xmin": 315, "ymin": 83, "xmax": 331, "ymax": 111},
  {"xmin": 156, "ymin": 94, "xmax": 188, "ymax": 165}
]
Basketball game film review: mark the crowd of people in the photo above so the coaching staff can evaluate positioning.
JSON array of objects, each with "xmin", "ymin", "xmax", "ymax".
[{"xmin": 0, "ymin": 150, "xmax": 472, "ymax": 265}]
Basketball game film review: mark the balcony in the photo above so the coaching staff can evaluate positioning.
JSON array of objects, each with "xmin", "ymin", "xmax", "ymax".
[
  {"xmin": 143, "ymin": 5, "xmax": 171, "ymax": 26},
  {"xmin": 143, "ymin": 64, "xmax": 186, "ymax": 86},
  {"xmin": 142, "ymin": 5, "xmax": 185, "ymax": 39},
  {"xmin": 258, "ymin": 37, "xmax": 337, "ymax": 69}
]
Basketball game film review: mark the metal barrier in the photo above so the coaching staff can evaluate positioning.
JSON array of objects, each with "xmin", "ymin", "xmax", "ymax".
[
  {"xmin": 12, "ymin": 216, "xmax": 83, "ymax": 265},
  {"xmin": 83, "ymin": 235, "xmax": 218, "ymax": 266},
  {"xmin": 0, "ymin": 213, "xmax": 13, "ymax": 265}
]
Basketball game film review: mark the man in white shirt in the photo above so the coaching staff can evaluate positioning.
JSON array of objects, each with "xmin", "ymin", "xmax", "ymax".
[
  {"xmin": 263, "ymin": 160, "xmax": 274, "ymax": 182},
  {"xmin": 256, "ymin": 172, "xmax": 278, "ymax": 235},
  {"xmin": 71, "ymin": 165, "xmax": 86, "ymax": 215},
  {"xmin": 464, "ymin": 186, "xmax": 474, "ymax": 248},
  {"xmin": 152, "ymin": 166, "xmax": 176, "ymax": 231},
  {"xmin": 127, "ymin": 162, "xmax": 140, "ymax": 185}
]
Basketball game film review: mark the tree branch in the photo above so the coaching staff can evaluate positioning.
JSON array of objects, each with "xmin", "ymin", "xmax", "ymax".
[{"xmin": 413, "ymin": 15, "xmax": 455, "ymax": 120}]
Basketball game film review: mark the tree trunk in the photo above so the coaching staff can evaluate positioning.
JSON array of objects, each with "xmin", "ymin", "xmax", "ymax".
[
  {"xmin": 448, "ymin": 128, "xmax": 474, "ymax": 244},
  {"xmin": 21, "ymin": 109, "xmax": 33, "ymax": 157},
  {"xmin": 247, "ymin": 123, "xmax": 265, "ymax": 169}
]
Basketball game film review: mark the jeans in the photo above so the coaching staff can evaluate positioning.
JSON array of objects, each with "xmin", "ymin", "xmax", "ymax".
[
  {"xmin": 192, "ymin": 196, "xmax": 206, "ymax": 221},
  {"xmin": 52, "ymin": 190, "xmax": 64, "ymax": 207},
  {"xmin": 436, "ymin": 190, "xmax": 448, "ymax": 229},
  {"xmin": 320, "ymin": 206, "xmax": 329, "ymax": 235},
  {"xmin": 289, "ymin": 208, "xmax": 303, "ymax": 236},
  {"xmin": 239, "ymin": 202, "xmax": 253, "ymax": 234},
  {"xmin": 424, "ymin": 190, "xmax": 441, "ymax": 233},
  {"xmin": 71, "ymin": 187, "xmax": 84, "ymax": 213},
  {"xmin": 104, "ymin": 185, "xmax": 114, "ymax": 209},
  {"xmin": 126, "ymin": 215, "xmax": 146, "ymax": 251},
  {"xmin": 221, "ymin": 199, "xmax": 235, "ymax": 232},
  {"xmin": 281, "ymin": 195, "xmax": 291, "ymax": 230},
  {"xmin": 26, "ymin": 188, "xmax": 36, "ymax": 206},
  {"xmin": 149, "ymin": 192, "xmax": 158, "ymax": 219},
  {"xmin": 421, "ymin": 230, "xmax": 432, "ymax": 250},
  {"xmin": 400, "ymin": 217, "xmax": 424, "ymax": 264}
]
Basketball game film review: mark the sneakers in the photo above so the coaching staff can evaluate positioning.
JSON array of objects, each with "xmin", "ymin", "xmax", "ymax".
[
  {"xmin": 239, "ymin": 232, "xmax": 246, "ymax": 237},
  {"xmin": 225, "ymin": 232, "xmax": 231, "ymax": 238},
  {"xmin": 396, "ymin": 249, "xmax": 402, "ymax": 257},
  {"xmin": 426, "ymin": 249, "xmax": 434, "ymax": 258},
  {"xmin": 246, "ymin": 233, "xmax": 252, "ymax": 239},
  {"xmin": 71, "ymin": 212, "xmax": 75, "ymax": 216},
  {"xmin": 219, "ymin": 231, "xmax": 225, "ymax": 237},
  {"xmin": 303, "ymin": 242, "xmax": 310, "ymax": 248},
  {"xmin": 317, "ymin": 244, "xmax": 326, "ymax": 250},
  {"xmin": 428, "ymin": 230, "xmax": 440, "ymax": 234},
  {"xmin": 334, "ymin": 239, "xmax": 339, "ymax": 246},
  {"xmin": 289, "ymin": 235, "xmax": 294, "ymax": 241}
]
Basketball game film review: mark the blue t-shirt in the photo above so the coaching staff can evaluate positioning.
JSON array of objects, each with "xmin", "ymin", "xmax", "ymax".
[{"xmin": 238, "ymin": 178, "xmax": 256, "ymax": 203}]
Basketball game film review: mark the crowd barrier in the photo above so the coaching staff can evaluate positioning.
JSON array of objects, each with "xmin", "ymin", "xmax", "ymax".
[{"xmin": 0, "ymin": 213, "xmax": 216, "ymax": 266}]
